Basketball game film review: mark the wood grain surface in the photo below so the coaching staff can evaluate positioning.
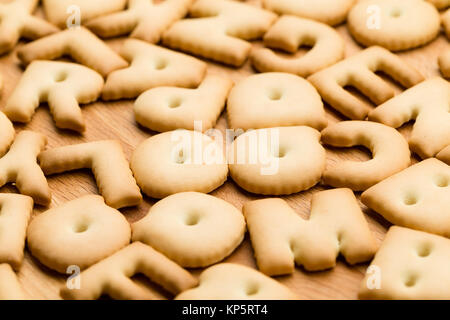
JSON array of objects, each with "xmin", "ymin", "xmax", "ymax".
[{"xmin": 0, "ymin": 0, "xmax": 448, "ymax": 300}]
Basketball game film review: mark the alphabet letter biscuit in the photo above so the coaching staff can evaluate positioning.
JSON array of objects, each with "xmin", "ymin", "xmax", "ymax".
[
  {"xmin": 362, "ymin": 159, "xmax": 450, "ymax": 238},
  {"xmin": 321, "ymin": 121, "xmax": 411, "ymax": 191},
  {"xmin": 0, "ymin": 112, "xmax": 14, "ymax": 157},
  {"xmin": 0, "ymin": 264, "xmax": 26, "ymax": 300},
  {"xmin": 0, "ymin": 0, "xmax": 59, "ymax": 55},
  {"xmin": 227, "ymin": 73, "xmax": 327, "ymax": 131},
  {"xmin": 437, "ymin": 146, "xmax": 450, "ymax": 165},
  {"xmin": 38, "ymin": 140, "xmax": 142, "ymax": 209},
  {"xmin": 369, "ymin": 77, "xmax": 450, "ymax": 159},
  {"xmin": 87, "ymin": 0, "xmax": 193, "ymax": 44},
  {"xmin": 163, "ymin": 0, "xmax": 277, "ymax": 66},
  {"xmin": 103, "ymin": 39, "xmax": 206, "ymax": 100},
  {"xmin": 0, "ymin": 131, "xmax": 51, "ymax": 206},
  {"xmin": 4, "ymin": 60, "xmax": 104, "ymax": 133},
  {"xmin": 0, "ymin": 194, "xmax": 33, "ymax": 270},
  {"xmin": 359, "ymin": 226, "xmax": 450, "ymax": 300},
  {"xmin": 27, "ymin": 195, "xmax": 131, "ymax": 273},
  {"xmin": 132, "ymin": 192, "xmax": 246, "ymax": 268},
  {"xmin": 251, "ymin": 16, "xmax": 345, "ymax": 77},
  {"xmin": 243, "ymin": 188, "xmax": 377, "ymax": 275},
  {"xmin": 308, "ymin": 46, "xmax": 424, "ymax": 120},
  {"xmin": 17, "ymin": 27, "xmax": 128, "ymax": 77},
  {"xmin": 134, "ymin": 74, "xmax": 233, "ymax": 132},
  {"xmin": 60, "ymin": 242, "xmax": 198, "ymax": 300}
]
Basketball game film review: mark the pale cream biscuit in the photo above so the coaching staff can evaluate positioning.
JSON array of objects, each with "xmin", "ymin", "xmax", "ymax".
[
  {"xmin": 359, "ymin": 226, "xmax": 450, "ymax": 300},
  {"xmin": 438, "ymin": 50, "xmax": 450, "ymax": 78},
  {"xmin": 227, "ymin": 73, "xmax": 327, "ymax": 131},
  {"xmin": 27, "ymin": 195, "xmax": 131, "ymax": 274},
  {"xmin": 437, "ymin": 145, "xmax": 450, "ymax": 165},
  {"xmin": 132, "ymin": 192, "xmax": 246, "ymax": 268},
  {"xmin": 38, "ymin": 140, "xmax": 142, "ymax": 209},
  {"xmin": 17, "ymin": 27, "xmax": 128, "ymax": 77},
  {"xmin": 348, "ymin": 0, "xmax": 440, "ymax": 51},
  {"xmin": 131, "ymin": 130, "xmax": 228, "ymax": 199},
  {"xmin": 0, "ymin": 194, "xmax": 33, "ymax": 270},
  {"xmin": 176, "ymin": 263, "xmax": 298, "ymax": 300},
  {"xmin": 262, "ymin": 0, "xmax": 356, "ymax": 26},
  {"xmin": 369, "ymin": 77, "xmax": 450, "ymax": 159},
  {"xmin": 0, "ymin": 264, "xmax": 26, "ymax": 300},
  {"xmin": 4, "ymin": 60, "xmax": 104, "ymax": 133},
  {"xmin": 228, "ymin": 126, "xmax": 325, "ymax": 195},
  {"xmin": 243, "ymin": 188, "xmax": 377, "ymax": 275},
  {"xmin": 162, "ymin": 0, "xmax": 277, "ymax": 67},
  {"xmin": 308, "ymin": 46, "xmax": 424, "ymax": 120},
  {"xmin": 60, "ymin": 242, "xmax": 198, "ymax": 300},
  {"xmin": 0, "ymin": 131, "xmax": 51, "ymax": 206},
  {"xmin": 0, "ymin": 112, "xmax": 15, "ymax": 157},
  {"xmin": 362, "ymin": 159, "xmax": 450, "ymax": 237},
  {"xmin": 427, "ymin": 0, "xmax": 450, "ymax": 9},
  {"xmin": 43, "ymin": 0, "xmax": 127, "ymax": 28},
  {"xmin": 321, "ymin": 121, "xmax": 411, "ymax": 191},
  {"xmin": 134, "ymin": 74, "xmax": 233, "ymax": 133},
  {"xmin": 0, "ymin": 0, "xmax": 59, "ymax": 55},
  {"xmin": 103, "ymin": 39, "xmax": 207, "ymax": 100},
  {"xmin": 251, "ymin": 16, "xmax": 345, "ymax": 77},
  {"xmin": 86, "ymin": 0, "xmax": 193, "ymax": 44}
]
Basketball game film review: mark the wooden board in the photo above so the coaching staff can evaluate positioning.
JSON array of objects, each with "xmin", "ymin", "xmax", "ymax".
[{"xmin": 0, "ymin": 0, "xmax": 448, "ymax": 300}]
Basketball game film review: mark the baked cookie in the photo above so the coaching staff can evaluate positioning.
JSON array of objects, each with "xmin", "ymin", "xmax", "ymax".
[
  {"xmin": 103, "ymin": 39, "xmax": 206, "ymax": 100},
  {"xmin": 243, "ymin": 188, "xmax": 377, "ymax": 275},
  {"xmin": 4, "ymin": 60, "xmax": 104, "ymax": 133},
  {"xmin": 38, "ymin": 140, "xmax": 142, "ymax": 209},
  {"xmin": 437, "ymin": 146, "xmax": 450, "ymax": 165},
  {"xmin": 439, "ymin": 50, "xmax": 450, "ymax": 78},
  {"xmin": 134, "ymin": 74, "xmax": 233, "ymax": 132},
  {"xmin": 17, "ymin": 27, "xmax": 128, "ymax": 77},
  {"xmin": 60, "ymin": 242, "xmax": 197, "ymax": 300},
  {"xmin": 362, "ymin": 159, "xmax": 450, "ymax": 237},
  {"xmin": 251, "ymin": 16, "xmax": 344, "ymax": 77},
  {"xmin": 369, "ymin": 77, "xmax": 450, "ymax": 159},
  {"xmin": 27, "ymin": 195, "xmax": 131, "ymax": 273},
  {"xmin": 262, "ymin": 0, "xmax": 356, "ymax": 26},
  {"xmin": 176, "ymin": 263, "xmax": 298, "ymax": 300},
  {"xmin": 162, "ymin": 0, "xmax": 277, "ymax": 66},
  {"xmin": 0, "ymin": 0, "xmax": 59, "ymax": 55},
  {"xmin": 359, "ymin": 226, "xmax": 450, "ymax": 300},
  {"xmin": 0, "ymin": 131, "xmax": 51, "ymax": 206},
  {"xmin": 321, "ymin": 121, "xmax": 411, "ymax": 191},
  {"xmin": 0, "ymin": 194, "xmax": 33, "ymax": 270},
  {"xmin": 86, "ymin": 0, "xmax": 193, "ymax": 43},
  {"xmin": 227, "ymin": 73, "xmax": 327, "ymax": 131},
  {"xmin": 308, "ymin": 46, "xmax": 424, "ymax": 120},
  {"xmin": 228, "ymin": 126, "xmax": 325, "ymax": 195},
  {"xmin": 131, "ymin": 130, "xmax": 228, "ymax": 199},
  {"xmin": 348, "ymin": 0, "xmax": 440, "ymax": 51}
]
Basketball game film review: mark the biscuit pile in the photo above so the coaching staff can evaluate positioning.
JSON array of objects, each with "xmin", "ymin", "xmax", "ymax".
[{"xmin": 0, "ymin": 0, "xmax": 449, "ymax": 300}]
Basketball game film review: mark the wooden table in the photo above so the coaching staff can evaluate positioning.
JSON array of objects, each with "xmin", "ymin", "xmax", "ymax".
[{"xmin": 0, "ymin": 0, "xmax": 448, "ymax": 300}]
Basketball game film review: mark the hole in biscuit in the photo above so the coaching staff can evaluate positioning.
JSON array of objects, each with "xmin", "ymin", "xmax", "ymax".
[
  {"xmin": 73, "ymin": 221, "xmax": 89, "ymax": 233},
  {"xmin": 168, "ymin": 97, "xmax": 182, "ymax": 109},
  {"xmin": 390, "ymin": 8, "xmax": 402, "ymax": 18},
  {"xmin": 154, "ymin": 59, "xmax": 168, "ymax": 70},
  {"xmin": 173, "ymin": 148, "xmax": 188, "ymax": 164},
  {"xmin": 417, "ymin": 243, "xmax": 432, "ymax": 257},
  {"xmin": 404, "ymin": 274, "xmax": 418, "ymax": 287},
  {"xmin": 184, "ymin": 213, "xmax": 200, "ymax": 226},
  {"xmin": 245, "ymin": 283, "xmax": 259, "ymax": 296},
  {"xmin": 267, "ymin": 89, "xmax": 282, "ymax": 101},
  {"xmin": 434, "ymin": 175, "xmax": 449, "ymax": 188},
  {"xmin": 404, "ymin": 193, "xmax": 418, "ymax": 206},
  {"xmin": 54, "ymin": 71, "xmax": 68, "ymax": 82},
  {"xmin": 273, "ymin": 147, "xmax": 286, "ymax": 158}
]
